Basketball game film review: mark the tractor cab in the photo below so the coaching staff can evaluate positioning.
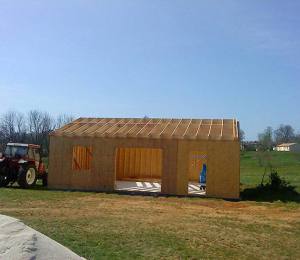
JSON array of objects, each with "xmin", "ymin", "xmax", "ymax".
[{"xmin": 0, "ymin": 143, "xmax": 47, "ymax": 188}]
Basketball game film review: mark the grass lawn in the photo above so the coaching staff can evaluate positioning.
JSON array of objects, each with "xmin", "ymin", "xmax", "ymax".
[
  {"xmin": 0, "ymin": 151, "xmax": 299, "ymax": 259},
  {"xmin": 241, "ymin": 151, "xmax": 300, "ymax": 192}
]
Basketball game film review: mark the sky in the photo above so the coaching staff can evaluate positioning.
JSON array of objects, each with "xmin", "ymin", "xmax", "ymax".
[{"xmin": 0, "ymin": 1, "xmax": 299, "ymax": 140}]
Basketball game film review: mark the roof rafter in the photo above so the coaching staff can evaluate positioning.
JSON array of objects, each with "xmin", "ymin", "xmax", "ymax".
[
  {"xmin": 195, "ymin": 119, "xmax": 203, "ymax": 137},
  {"xmin": 136, "ymin": 119, "xmax": 153, "ymax": 136},
  {"xmin": 171, "ymin": 119, "xmax": 182, "ymax": 136},
  {"xmin": 148, "ymin": 119, "xmax": 162, "ymax": 136},
  {"xmin": 159, "ymin": 119, "xmax": 173, "ymax": 136},
  {"xmin": 51, "ymin": 117, "xmax": 239, "ymax": 141},
  {"xmin": 208, "ymin": 119, "xmax": 213, "ymax": 137},
  {"xmin": 183, "ymin": 119, "xmax": 192, "ymax": 136}
]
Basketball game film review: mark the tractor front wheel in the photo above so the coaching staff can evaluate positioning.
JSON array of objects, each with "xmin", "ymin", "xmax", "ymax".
[{"xmin": 18, "ymin": 166, "xmax": 37, "ymax": 188}]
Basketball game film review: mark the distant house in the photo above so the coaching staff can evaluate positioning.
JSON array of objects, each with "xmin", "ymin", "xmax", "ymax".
[{"xmin": 274, "ymin": 143, "xmax": 300, "ymax": 152}]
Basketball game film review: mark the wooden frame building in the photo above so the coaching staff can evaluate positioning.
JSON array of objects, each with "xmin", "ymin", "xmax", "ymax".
[{"xmin": 48, "ymin": 118, "xmax": 240, "ymax": 199}]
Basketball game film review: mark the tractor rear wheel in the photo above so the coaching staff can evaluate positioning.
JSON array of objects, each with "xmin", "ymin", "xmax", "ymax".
[{"xmin": 18, "ymin": 166, "xmax": 37, "ymax": 188}]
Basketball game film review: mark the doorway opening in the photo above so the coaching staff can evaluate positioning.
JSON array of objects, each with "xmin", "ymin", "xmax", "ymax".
[
  {"xmin": 188, "ymin": 151, "xmax": 207, "ymax": 196},
  {"xmin": 115, "ymin": 147, "xmax": 163, "ymax": 193}
]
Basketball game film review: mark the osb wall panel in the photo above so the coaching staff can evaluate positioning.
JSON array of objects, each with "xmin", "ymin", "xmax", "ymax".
[
  {"xmin": 48, "ymin": 136, "xmax": 239, "ymax": 198},
  {"xmin": 177, "ymin": 140, "xmax": 209, "ymax": 195},
  {"xmin": 177, "ymin": 140, "xmax": 240, "ymax": 199},
  {"xmin": 48, "ymin": 136, "xmax": 179, "ymax": 195},
  {"xmin": 48, "ymin": 136, "xmax": 99, "ymax": 190},
  {"xmin": 206, "ymin": 141, "xmax": 240, "ymax": 199}
]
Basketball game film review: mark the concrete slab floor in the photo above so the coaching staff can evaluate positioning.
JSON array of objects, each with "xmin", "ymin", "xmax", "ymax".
[{"xmin": 115, "ymin": 181, "xmax": 206, "ymax": 196}]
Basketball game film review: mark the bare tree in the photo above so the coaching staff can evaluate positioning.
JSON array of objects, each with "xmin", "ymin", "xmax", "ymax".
[
  {"xmin": 0, "ymin": 111, "xmax": 27, "ymax": 142},
  {"xmin": 295, "ymin": 133, "xmax": 300, "ymax": 143},
  {"xmin": 258, "ymin": 127, "xmax": 273, "ymax": 151},
  {"xmin": 0, "ymin": 111, "xmax": 17, "ymax": 141},
  {"xmin": 27, "ymin": 110, "xmax": 56, "ymax": 155},
  {"xmin": 56, "ymin": 114, "xmax": 74, "ymax": 129},
  {"xmin": 274, "ymin": 124, "xmax": 295, "ymax": 144},
  {"xmin": 239, "ymin": 129, "xmax": 245, "ymax": 142},
  {"xmin": 15, "ymin": 113, "xmax": 27, "ymax": 142},
  {"xmin": 0, "ymin": 110, "xmax": 74, "ymax": 154},
  {"xmin": 28, "ymin": 110, "xmax": 44, "ymax": 144}
]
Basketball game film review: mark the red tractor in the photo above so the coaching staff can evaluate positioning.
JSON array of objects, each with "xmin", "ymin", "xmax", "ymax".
[{"xmin": 0, "ymin": 143, "xmax": 48, "ymax": 188}]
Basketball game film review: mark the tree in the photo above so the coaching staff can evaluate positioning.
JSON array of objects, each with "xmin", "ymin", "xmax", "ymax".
[
  {"xmin": 0, "ymin": 110, "xmax": 74, "ymax": 155},
  {"xmin": 239, "ymin": 129, "xmax": 245, "ymax": 142},
  {"xmin": 27, "ymin": 110, "xmax": 56, "ymax": 155},
  {"xmin": 0, "ymin": 111, "xmax": 26, "ymax": 144},
  {"xmin": 274, "ymin": 124, "xmax": 295, "ymax": 144},
  {"xmin": 258, "ymin": 127, "xmax": 273, "ymax": 151},
  {"xmin": 295, "ymin": 133, "xmax": 300, "ymax": 143},
  {"xmin": 55, "ymin": 114, "xmax": 74, "ymax": 129},
  {"xmin": 28, "ymin": 110, "xmax": 44, "ymax": 144}
]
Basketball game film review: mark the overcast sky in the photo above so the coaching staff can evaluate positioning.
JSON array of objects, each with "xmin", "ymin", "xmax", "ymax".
[{"xmin": 0, "ymin": 1, "xmax": 299, "ymax": 140}]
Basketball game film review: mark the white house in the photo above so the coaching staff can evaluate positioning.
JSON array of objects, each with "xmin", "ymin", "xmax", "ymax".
[{"xmin": 274, "ymin": 143, "xmax": 300, "ymax": 152}]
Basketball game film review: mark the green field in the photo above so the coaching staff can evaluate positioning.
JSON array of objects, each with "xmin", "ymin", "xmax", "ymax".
[
  {"xmin": 0, "ymin": 151, "xmax": 299, "ymax": 259},
  {"xmin": 241, "ymin": 151, "xmax": 300, "ymax": 192}
]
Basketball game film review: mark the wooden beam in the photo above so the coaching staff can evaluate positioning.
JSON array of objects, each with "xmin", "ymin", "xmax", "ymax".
[
  {"xmin": 220, "ymin": 119, "xmax": 224, "ymax": 138},
  {"xmin": 159, "ymin": 119, "xmax": 172, "ymax": 136},
  {"xmin": 113, "ymin": 119, "xmax": 133, "ymax": 136},
  {"xmin": 234, "ymin": 118, "xmax": 238, "ymax": 140},
  {"xmin": 195, "ymin": 119, "xmax": 203, "ymax": 137},
  {"xmin": 232, "ymin": 119, "xmax": 236, "ymax": 138},
  {"xmin": 171, "ymin": 119, "xmax": 182, "ymax": 136},
  {"xmin": 183, "ymin": 119, "xmax": 192, "ymax": 136},
  {"xmin": 208, "ymin": 119, "xmax": 213, "ymax": 137},
  {"xmin": 147, "ymin": 119, "xmax": 162, "ymax": 136},
  {"xmin": 103, "ymin": 119, "xmax": 125, "ymax": 135},
  {"xmin": 81, "ymin": 118, "xmax": 106, "ymax": 134},
  {"xmin": 62, "ymin": 123, "xmax": 85, "ymax": 135},
  {"xmin": 90, "ymin": 118, "xmax": 116, "ymax": 135},
  {"xmin": 69, "ymin": 122, "xmax": 93, "ymax": 135},
  {"xmin": 136, "ymin": 119, "xmax": 153, "ymax": 135},
  {"xmin": 125, "ymin": 118, "xmax": 143, "ymax": 136}
]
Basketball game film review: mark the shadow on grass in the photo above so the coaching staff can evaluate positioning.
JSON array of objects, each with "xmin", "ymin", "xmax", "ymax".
[
  {"xmin": 241, "ymin": 170, "xmax": 300, "ymax": 203},
  {"xmin": 241, "ymin": 186, "xmax": 300, "ymax": 203}
]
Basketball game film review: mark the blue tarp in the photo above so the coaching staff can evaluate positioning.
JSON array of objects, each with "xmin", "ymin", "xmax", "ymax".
[{"xmin": 199, "ymin": 163, "xmax": 207, "ymax": 185}]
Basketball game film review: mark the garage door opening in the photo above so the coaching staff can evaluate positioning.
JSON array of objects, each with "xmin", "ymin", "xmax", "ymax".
[
  {"xmin": 188, "ymin": 151, "xmax": 207, "ymax": 196},
  {"xmin": 115, "ymin": 148, "xmax": 163, "ymax": 193}
]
